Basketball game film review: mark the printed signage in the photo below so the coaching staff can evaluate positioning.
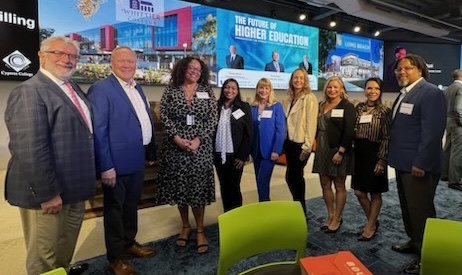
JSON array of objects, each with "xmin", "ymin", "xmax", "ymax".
[{"xmin": 0, "ymin": 1, "xmax": 39, "ymax": 81}]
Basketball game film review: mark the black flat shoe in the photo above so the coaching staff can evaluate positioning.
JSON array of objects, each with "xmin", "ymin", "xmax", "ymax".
[{"xmin": 325, "ymin": 219, "xmax": 343, "ymax": 233}]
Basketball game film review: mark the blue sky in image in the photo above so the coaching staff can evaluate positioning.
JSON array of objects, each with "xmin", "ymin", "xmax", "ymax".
[{"xmin": 39, "ymin": 0, "xmax": 196, "ymax": 35}]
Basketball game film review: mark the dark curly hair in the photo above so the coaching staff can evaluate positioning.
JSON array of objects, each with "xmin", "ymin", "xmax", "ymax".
[{"xmin": 169, "ymin": 56, "xmax": 210, "ymax": 87}]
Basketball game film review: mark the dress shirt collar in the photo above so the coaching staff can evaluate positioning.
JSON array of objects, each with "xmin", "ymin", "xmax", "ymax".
[
  {"xmin": 112, "ymin": 72, "xmax": 136, "ymax": 88},
  {"xmin": 401, "ymin": 77, "xmax": 423, "ymax": 94},
  {"xmin": 40, "ymin": 68, "xmax": 68, "ymax": 86}
]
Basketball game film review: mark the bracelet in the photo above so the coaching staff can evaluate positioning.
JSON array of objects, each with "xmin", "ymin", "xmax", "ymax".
[{"xmin": 337, "ymin": 151, "xmax": 344, "ymax": 156}]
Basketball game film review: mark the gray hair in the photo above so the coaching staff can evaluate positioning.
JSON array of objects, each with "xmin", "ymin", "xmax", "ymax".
[{"xmin": 40, "ymin": 36, "xmax": 80, "ymax": 54}]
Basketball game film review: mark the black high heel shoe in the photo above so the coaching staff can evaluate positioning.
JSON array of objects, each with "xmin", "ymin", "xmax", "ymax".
[
  {"xmin": 357, "ymin": 220, "xmax": 380, "ymax": 235},
  {"xmin": 358, "ymin": 229, "xmax": 377, "ymax": 241},
  {"xmin": 325, "ymin": 219, "xmax": 343, "ymax": 233}
]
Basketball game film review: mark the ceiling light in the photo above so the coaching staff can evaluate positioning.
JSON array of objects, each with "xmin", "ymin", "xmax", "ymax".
[
  {"xmin": 353, "ymin": 25, "xmax": 361, "ymax": 32},
  {"xmin": 329, "ymin": 20, "xmax": 336, "ymax": 27},
  {"xmin": 374, "ymin": 30, "xmax": 380, "ymax": 37},
  {"xmin": 299, "ymin": 12, "xmax": 307, "ymax": 21}
]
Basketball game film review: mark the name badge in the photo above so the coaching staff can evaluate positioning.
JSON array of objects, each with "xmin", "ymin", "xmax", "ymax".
[
  {"xmin": 261, "ymin": 110, "xmax": 273, "ymax": 118},
  {"xmin": 331, "ymin": 109, "xmax": 344, "ymax": 118},
  {"xmin": 399, "ymin": 103, "xmax": 414, "ymax": 115},
  {"xmin": 359, "ymin": 114, "xmax": 372, "ymax": 124},
  {"xmin": 232, "ymin": 109, "xmax": 245, "ymax": 120},
  {"xmin": 196, "ymin": 92, "xmax": 210, "ymax": 99},
  {"xmin": 187, "ymin": 114, "xmax": 195, "ymax": 125}
]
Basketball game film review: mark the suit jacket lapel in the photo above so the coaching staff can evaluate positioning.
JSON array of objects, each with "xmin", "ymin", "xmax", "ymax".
[
  {"xmin": 109, "ymin": 74, "xmax": 138, "ymax": 117},
  {"xmin": 37, "ymin": 72, "xmax": 90, "ymax": 130}
]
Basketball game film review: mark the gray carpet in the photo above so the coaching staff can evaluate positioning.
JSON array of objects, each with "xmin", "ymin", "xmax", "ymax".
[{"xmin": 79, "ymin": 180, "xmax": 462, "ymax": 274}]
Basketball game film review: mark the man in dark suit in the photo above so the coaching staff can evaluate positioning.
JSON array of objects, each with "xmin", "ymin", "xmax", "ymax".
[
  {"xmin": 388, "ymin": 54, "xmax": 446, "ymax": 274},
  {"xmin": 298, "ymin": 54, "xmax": 313, "ymax": 74},
  {"xmin": 443, "ymin": 69, "xmax": 462, "ymax": 191},
  {"xmin": 225, "ymin": 45, "xmax": 244, "ymax": 69},
  {"xmin": 264, "ymin": 50, "xmax": 284, "ymax": 72},
  {"xmin": 4, "ymin": 36, "xmax": 94, "ymax": 275},
  {"xmin": 87, "ymin": 46, "xmax": 156, "ymax": 275}
]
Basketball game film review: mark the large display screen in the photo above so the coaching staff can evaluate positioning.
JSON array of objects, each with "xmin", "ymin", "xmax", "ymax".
[
  {"xmin": 216, "ymin": 10, "xmax": 319, "ymax": 90},
  {"xmin": 3, "ymin": 0, "xmax": 387, "ymax": 92},
  {"xmin": 384, "ymin": 42, "xmax": 461, "ymax": 91}
]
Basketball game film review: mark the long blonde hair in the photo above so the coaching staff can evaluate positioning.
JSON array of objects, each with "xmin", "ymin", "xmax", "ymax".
[
  {"xmin": 251, "ymin": 78, "xmax": 277, "ymax": 106},
  {"xmin": 287, "ymin": 68, "xmax": 311, "ymax": 100}
]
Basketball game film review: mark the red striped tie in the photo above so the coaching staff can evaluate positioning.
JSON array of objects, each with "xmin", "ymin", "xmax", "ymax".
[{"xmin": 64, "ymin": 81, "xmax": 89, "ymax": 127}]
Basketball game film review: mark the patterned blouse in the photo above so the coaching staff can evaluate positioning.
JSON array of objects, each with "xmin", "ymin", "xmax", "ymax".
[{"xmin": 354, "ymin": 102, "xmax": 391, "ymax": 165}]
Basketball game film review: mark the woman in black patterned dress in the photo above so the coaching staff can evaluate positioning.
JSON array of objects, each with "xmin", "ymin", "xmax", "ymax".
[
  {"xmin": 156, "ymin": 57, "xmax": 218, "ymax": 254},
  {"xmin": 352, "ymin": 77, "xmax": 390, "ymax": 241}
]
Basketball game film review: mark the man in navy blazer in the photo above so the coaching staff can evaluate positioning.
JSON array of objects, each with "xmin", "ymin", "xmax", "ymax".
[
  {"xmin": 388, "ymin": 54, "xmax": 446, "ymax": 274},
  {"xmin": 225, "ymin": 45, "xmax": 244, "ymax": 69},
  {"xmin": 264, "ymin": 50, "xmax": 285, "ymax": 72},
  {"xmin": 4, "ymin": 36, "xmax": 95, "ymax": 275},
  {"xmin": 87, "ymin": 46, "xmax": 156, "ymax": 275}
]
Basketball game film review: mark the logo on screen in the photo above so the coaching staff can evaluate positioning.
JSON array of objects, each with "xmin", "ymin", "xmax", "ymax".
[{"xmin": 3, "ymin": 50, "xmax": 31, "ymax": 72}]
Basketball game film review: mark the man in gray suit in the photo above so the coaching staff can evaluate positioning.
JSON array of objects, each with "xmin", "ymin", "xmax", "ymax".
[
  {"xmin": 4, "ymin": 36, "xmax": 95, "ymax": 275},
  {"xmin": 443, "ymin": 69, "xmax": 462, "ymax": 191}
]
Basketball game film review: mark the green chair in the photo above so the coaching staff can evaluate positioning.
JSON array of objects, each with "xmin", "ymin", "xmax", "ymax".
[
  {"xmin": 40, "ymin": 267, "xmax": 67, "ymax": 275},
  {"xmin": 217, "ymin": 201, "xmax": 307, "ymax": 275},
  {"xmin": 420, "ymin": 218, "xmax": 462, "ymax": 275}
]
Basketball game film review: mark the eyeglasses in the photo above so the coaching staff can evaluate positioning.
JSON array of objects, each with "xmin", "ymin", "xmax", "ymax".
[
  {"xmin": 187, "ymin": 66, "xmax": 203, "ymax": 73},
  {"xmin": 394, "ymin": 66, "xmax": 416, "ymax": 74},
  {"xmin": 44, "ymin": 50, "xmax": 79, "ymax": 61}
]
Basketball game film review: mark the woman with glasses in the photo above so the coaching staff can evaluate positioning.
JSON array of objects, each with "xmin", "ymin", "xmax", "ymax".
[
  {"xmin": 313, "ymin": 76, "xmax": 356, "ymax": 233},
  {"xmin": 352, "ymin": 77, "xmax": 390, "ymax": 241},
  {"xmin": 214, "ymin": 78, "xmax": 253, "ymax": 212},
  {"xmin": 156, "ymin": 57, "xmax": 218, "ymax": 254}
]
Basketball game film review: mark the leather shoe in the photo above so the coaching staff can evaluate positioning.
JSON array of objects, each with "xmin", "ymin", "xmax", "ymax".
[
  {"xmin": 68, "ymin": 263, "xmax": 88, "ymax": 275},
  {"xmin": 392, "ymin": 241, "xmax": 415, "ymax": 254},
  {"xmin": 402, "ymin": 260, "xmax": 420, "ymax": 274},
  {"xmin": 109, "ymin": 259, "xmax": 135, "ymax": 275},
  {"xmin": 448, "ymin": 183, "xmax": 462, "ymax": 191},
  {"xmin": 126, "ymin": 242, "xmax": 155, "ymax": 258}
]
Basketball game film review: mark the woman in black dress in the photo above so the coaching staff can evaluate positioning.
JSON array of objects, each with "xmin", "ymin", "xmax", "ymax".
[
  {"xmin": 352, "ymin": 77, "xmax": 391, "ymax": 241},
  {"xmin": 313, "ymin": 76, "xmax": 356, "ymax": 233}
]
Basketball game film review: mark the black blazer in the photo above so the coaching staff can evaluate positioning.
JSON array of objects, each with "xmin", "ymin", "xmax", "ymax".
[
  {"xmin": 322, "ymin": 98, "xmax": 356, "ymax": 151},
  {"xmin": 215, "ymin": 100, "xmax": 253, "ymax": 161}
]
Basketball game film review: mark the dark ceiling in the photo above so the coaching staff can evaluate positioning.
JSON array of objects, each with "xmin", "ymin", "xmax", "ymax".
[{"xmin": 189, "ymin": 0, "xmax": 462, "ymax": 44}]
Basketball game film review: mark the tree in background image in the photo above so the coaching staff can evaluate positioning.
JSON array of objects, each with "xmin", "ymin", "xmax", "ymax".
[
  {"xmin": 192, "ymin": 14, "xmax": 217, "ymax": 69},
  {"xmin": 318, "ymin": 29, "xmax": 336, "ymax": 74}
]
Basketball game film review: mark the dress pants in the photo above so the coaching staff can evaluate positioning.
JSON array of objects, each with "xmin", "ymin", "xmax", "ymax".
[
  {"xmin": 396, "ymin": 170, "xmax": 439, "ymax": 254},
  {"xmin": 103, "ymin": 169, "xmax": 144, "ymax": 262},
  {"xmin": 20, "ymin": 202, "xmax": 85, "ymax": 275},
  {"xmin": 252, "ymin": 152, "xmax": 276, "ymax": 201},
  {"xmin": 446, "ymin": 121, "xmax": 462, "ymax": 184},
  {"xmin": 284, "ymin": 140, "xmax": 309, "ymax": 215},
  {"xmin": 214, "ymin": 153, "xmax": 244, "ymax": 212}
]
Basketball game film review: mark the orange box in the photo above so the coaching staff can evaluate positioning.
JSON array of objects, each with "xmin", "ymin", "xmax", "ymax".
[{"xmin": 300, "ymin": 251, "xmax": 373, "ymax": 275}]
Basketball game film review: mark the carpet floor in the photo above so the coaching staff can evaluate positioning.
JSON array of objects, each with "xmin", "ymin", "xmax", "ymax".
[{"xmin": 79, "ymin": 180, "xmax": 462, "ymax": 275}]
